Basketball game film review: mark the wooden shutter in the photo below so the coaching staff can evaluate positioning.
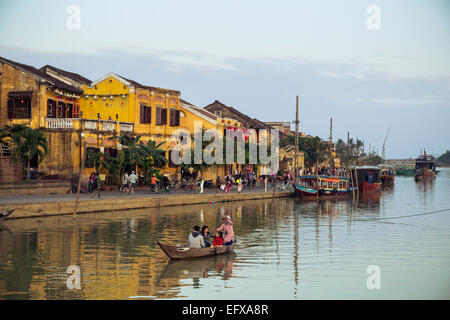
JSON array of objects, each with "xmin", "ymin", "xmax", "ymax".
[
  {"xmin": 169, "ymin": 108, "xmax": 175, "ymax": 127},
  {"xmin": 175, "ymin": 110, "xmax": 180, "ymax": 126},
  {"xmin": 147, "ymin": 106, "xmax": 151, "ymax": 123},
  {"xmin": 156, "ymin": 106, "xmax": 162, "ymax": 125},
  {"xmin": 7, "ymin": 99, "xmax": 15, "ymax": 119},
  {"xmin": 47, "ymin": 99, "xmax": 57, "ymax": 118},
  {"xmin": 67, "ymin": 104, "xmax": 73, "ymax": 118},
  {"xmin": 140, "ymin": 104, "xmax": 145, "ymax": 123},
  {"xmin": 161, "ymin": 108, "xmax": 167, "ymax": 125}
]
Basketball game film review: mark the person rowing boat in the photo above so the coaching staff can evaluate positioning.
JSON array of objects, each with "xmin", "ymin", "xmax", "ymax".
[{"xmin": 216, "ymin": 214, "xmax": 235, "ymax": 246}]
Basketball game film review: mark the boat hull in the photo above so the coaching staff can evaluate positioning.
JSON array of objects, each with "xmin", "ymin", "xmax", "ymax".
[
  {"xmin": 157, "ymin": 241, "xmax": 236, "ymax": 259},
  {"xmin": 293, "ymin": 184, "xmax": 350, "ymax": 200},
  {"xmin": 361, "ymin": 181, "xmax": 382, "ymax": 192}
]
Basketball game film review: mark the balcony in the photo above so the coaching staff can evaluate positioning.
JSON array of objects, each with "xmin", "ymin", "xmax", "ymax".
[
  {"xmin": 45, "ymin": 118, "xmax": 134, "ymax": 133},
  {"xmin": 45, "ymin": 118, "xmax": 74, "ymax": 129}
]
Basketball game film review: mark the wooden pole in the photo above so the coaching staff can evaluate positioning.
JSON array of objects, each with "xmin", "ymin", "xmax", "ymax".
[
  {"xmin": 74, "ymin": 142, "xmax": 87, "ymax": 219},
  {"xmin": 294, "ymin": 95, "xmax": 299, "ymax": 184}
]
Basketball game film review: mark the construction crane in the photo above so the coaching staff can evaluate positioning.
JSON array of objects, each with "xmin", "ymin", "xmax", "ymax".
[{"xmin": 382, "ymin": 126, "xmax": 392, "ymax": 162}]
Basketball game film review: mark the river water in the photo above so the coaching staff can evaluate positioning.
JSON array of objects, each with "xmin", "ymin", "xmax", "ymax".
[{"xmin": 0, "ymin": 168, "xmax": 449, "ymax": 300}]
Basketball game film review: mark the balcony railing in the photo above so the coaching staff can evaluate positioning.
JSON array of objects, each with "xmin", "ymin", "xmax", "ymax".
[
  {"xmin": 46, "ymin": 118, "xmax": 74, "ymax": 129},
  {"xmin": 45, "ymin": 118, "xmax": 134, "ymax": 133}
]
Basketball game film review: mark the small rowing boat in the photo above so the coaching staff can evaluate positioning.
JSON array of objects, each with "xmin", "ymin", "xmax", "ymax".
[
  {"xmin": 157, "ymin": 240, "xmax": 236, "ymax": 259},
  {"xmin": 0, "ymin": 209, "xmax": 15, "ymax": 221}
]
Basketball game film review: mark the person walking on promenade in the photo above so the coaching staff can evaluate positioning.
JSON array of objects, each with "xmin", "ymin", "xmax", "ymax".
[
  {"xmin": 88, "ymin": 172, "xmax": 96, "ymax": 197},
  {"xmin": 225, "ymin": 178, "xmax": 231, "ymax": 193},
  {"xmin": 129, "ymin": 171, "xmax": 137, "ymax": 194},
  {"xmin": 121, "ymin": 172, "xmax": 130, "ymax": 193},
  {"xmin": 237, "ymin": 177, "xmax": 242, "ymax": 193}
]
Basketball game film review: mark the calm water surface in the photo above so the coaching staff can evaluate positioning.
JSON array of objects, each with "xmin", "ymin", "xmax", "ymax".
[{"xmin": 1, "ymin": 168, "xmax": 449, "ymax": 299}]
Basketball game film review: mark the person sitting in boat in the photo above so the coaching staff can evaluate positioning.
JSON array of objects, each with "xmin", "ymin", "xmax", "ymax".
[
  {"xmin": 188, "ymin": 225, "xmax": 205, "ymax": 248},
  {"xmin": 201, "ymin": 225, "xmax": 212, "ymax": 247},
  {"xmin": 216, "ymin": 215, "xmax": 234, "ymax": 246},
  {"xmin": 212, "ymin": 231, "xmax": 224, "ymax": 247}
]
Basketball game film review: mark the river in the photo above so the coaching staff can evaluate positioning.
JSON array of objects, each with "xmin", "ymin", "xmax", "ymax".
[{"xmin": 1, "ymin": 168, "xmax": 449, "ymax": 299}]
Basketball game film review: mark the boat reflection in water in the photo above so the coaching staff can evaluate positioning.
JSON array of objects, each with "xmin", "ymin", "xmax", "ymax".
[{"xmin": 158, "ymin": 253, "xmax": 237, "ymax": 284}]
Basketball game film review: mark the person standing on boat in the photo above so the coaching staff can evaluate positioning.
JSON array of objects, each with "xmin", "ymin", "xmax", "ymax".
[
  {"xmin": 188, "ymin": 225, "xmax": 205, "ymax": 248},
  {"xmin": 216, "ymin": 215, "xmax": 234, "ymax": 246}
]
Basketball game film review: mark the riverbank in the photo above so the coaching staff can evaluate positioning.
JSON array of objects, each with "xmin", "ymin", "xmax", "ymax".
[{"xmin": 0, "ymin": 188, "xmax": 292, "ymax": 220}]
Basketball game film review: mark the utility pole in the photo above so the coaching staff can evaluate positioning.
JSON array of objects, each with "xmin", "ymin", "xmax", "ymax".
[
  {"xmin": 329, "ymin": 117, "xmax": 333, "ymax": 169},
  {"xmin": 294, "ymin": 95, "xmax": 299, "ymax": 184}
]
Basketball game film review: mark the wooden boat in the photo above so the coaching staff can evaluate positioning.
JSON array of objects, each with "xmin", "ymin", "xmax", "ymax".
[
  {"xmin": 380, "ymin": 169, "xmax": 394, "ymax": 185},
  {"xmin": 157, "ymin": 240, "xmax": 236, "ymax": 259},
  {"xmin": 350, "ymin": 166, "xmax": 382, "ymax": 193},
  {"xmin": 395, "ymin": 166, "xmax": 415, "ymax": 176},
  {"xmin": 293, "ymin": 175, "xmax": 353, "ymax": 200},
  {"xmin": 0, "ymin": 209, "xmax": 15, "ymax": 221},
  {"xmin": 415, "ymin": 151, "xmax": 436, "ymax": 179}
]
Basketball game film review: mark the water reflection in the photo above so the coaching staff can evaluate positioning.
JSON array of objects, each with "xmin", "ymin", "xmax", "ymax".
[{"xmin": 1, "ymin": 169, "xmax": 449, "ymax": 299}]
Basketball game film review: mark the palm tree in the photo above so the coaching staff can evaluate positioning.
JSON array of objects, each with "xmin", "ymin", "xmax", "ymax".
[{"xmin": 8, "ymin": 124, "xmax": 48, "ymax": 180}]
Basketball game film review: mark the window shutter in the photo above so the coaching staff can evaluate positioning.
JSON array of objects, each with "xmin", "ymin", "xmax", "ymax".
[
  {"xmin": 161, "ymin": 108, "xmax": 167, "ymax": 125},
  {"xmin": 7, "ymin": 99, "xmax": 15, "ymax": 119},
  {"xmin": 147, "ymin": 106, "xmax": 151, "ymax": 123},
  {"xmin": 169, "ymin": 108, "xmax": 175, "ymax": 126},
  {"xmin": 140, "ymin": 104, "xmax": 145, "ymax": 123},
  {"xmin": 156, "ymin": 107, "xmax": 161, "ymax": 125},
  {"xmin": 175, "ymin": 110, "xmax": 180, "ymax": 126}
]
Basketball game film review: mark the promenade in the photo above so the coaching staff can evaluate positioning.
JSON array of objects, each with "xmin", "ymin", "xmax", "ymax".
[{"xmin": 0, "ymin": 185, "xmax": 292, "ymax": 220}]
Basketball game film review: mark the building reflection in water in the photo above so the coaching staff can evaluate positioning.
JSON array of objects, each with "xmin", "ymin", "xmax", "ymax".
[{"xmin": 0, "ymin": 195, "xmax": 384, "ymax": 300}]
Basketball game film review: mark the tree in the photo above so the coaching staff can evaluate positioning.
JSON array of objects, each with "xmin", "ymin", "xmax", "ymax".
[
  {"xmin": 7, "ymin": 124, "xmax": 48, "ymax": 180},
  {"xmin": 437, "ymin": 151, "xmax": 450, "ymax": 165}
]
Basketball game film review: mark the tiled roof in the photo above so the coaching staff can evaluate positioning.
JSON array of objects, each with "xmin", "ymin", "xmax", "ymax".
[
  {"xmin": 40, "ymin": 64, "xmax": 92, "ymax": 85},
  {"xmin": 0, "ymin": 56, "xmax": 83, "ymax": 94}
]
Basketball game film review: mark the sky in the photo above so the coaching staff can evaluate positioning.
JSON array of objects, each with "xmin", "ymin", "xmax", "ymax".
[{"xmin": 0, "ymin": 0, "xmax": 449, "ymax": 158}]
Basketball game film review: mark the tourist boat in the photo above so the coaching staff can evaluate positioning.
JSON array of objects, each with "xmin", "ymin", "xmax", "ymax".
[
  {"xmin": 157, "ymin": 240, "xmax": 236, "ymax": 259},
  {"xmin": 350, "ymin": 166, "xmax": 382, "ymax": 192},
  {"xmin": 395, "ymin": 166, "xmax": 415, "ymax": 176},
  {"xmin": 0, "ymin": 209, "xmax": 15, "ymax": 221},
  {"xmin": 379, "ymin": 165, "xmax": 395, "ymax": 185},
  {"xmin": 293, "ymin": 175, "xmax": 353, "ymax": 199},
  {"xmin": 415, "ymin": 151, "xmax": 436, "ymax": 180}
]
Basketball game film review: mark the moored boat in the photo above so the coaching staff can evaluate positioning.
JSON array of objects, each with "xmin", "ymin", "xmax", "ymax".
[
  {"xmin": 379, "ymin": 166, "xmax": 395, "ymax": 185},
  {"xmin": 157, "ymin": 240, "xmax": 236, "ymax": 259},
  {"xmin": 415, "ymin": 151, "xmax": 436, "ymax": 179},
  {"xmin": 293, "ymin": 175, "xmax": 352, "ymax": 200},
  {"xmin": 350, "ymin": 166, "xmax": 382, "ymax": 193}
]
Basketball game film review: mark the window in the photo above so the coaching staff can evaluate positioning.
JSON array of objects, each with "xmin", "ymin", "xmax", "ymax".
[
  {"xmin": 169, "ymin": 108, "xmax": 180, "ymax": 127},
  {"xmin": 72, "ymin": 105, "xmax": 80, "ymax": 118},
  {"xmin": 7, "ymin": 98, "xmax": 31, "ymax": 119},
  {"xmin": 57, "ymin": 101, "xmax": 65, "ymax": 118},
  {"xmin": 156, "ymin": 106, "xmax": 167, "ymax": 125},
  {"xmin": 47, "ymin": 99, "xmax": 57, "ymax": 118},
  {"xmin": 140, "ymin": 104, "xmax": 151, "ymax": 124},
  {"xmin": 215, "ymin": 110, "xmax": 222, "ymax": 117},
  {"xmin": 66, "ymin": 103, "xmax": 73, "ymax": 118}
]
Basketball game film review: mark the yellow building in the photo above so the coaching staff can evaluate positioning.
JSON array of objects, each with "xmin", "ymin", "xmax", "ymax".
[{"xmin": 0, "ymin": 56, "xmax": 85, "ymax": 180}]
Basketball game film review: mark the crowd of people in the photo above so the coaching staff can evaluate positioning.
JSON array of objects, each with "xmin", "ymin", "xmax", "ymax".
[{"xmin": 187, "ymin": 215, "xmax": 235, "ymax": 248}]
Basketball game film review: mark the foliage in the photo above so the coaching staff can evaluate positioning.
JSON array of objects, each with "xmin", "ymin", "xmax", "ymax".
[
  {"xmin": 3, "ymin": 124, "xmax": 48, "ymax": 180},
  {"xmin": 437, "ymin": 150, "xmax": 450, "ymax": 165}
]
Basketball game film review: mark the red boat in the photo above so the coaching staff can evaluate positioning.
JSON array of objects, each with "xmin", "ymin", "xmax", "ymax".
[{"xmin": 350, "ymin": 166, "xmax": 382, "ymax": 193}]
